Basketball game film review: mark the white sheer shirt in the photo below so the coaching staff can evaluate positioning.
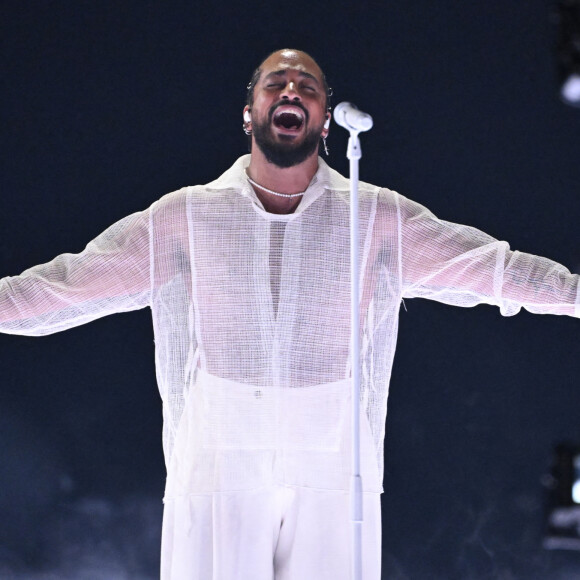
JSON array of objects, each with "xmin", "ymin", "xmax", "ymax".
[{"xmin": 1, "ymin": 155, "xmax": 578, "ymax": 491}]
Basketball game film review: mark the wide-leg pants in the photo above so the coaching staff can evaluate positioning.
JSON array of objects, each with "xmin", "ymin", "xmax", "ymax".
[{"xmin": 161, "ymin": 486, "xmax": 382, "ymax": 580}]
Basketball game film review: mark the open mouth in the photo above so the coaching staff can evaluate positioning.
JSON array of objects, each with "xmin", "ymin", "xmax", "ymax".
[{"xmin": 272, "ymin": 107, "xmax": 305, "ymax": 131}]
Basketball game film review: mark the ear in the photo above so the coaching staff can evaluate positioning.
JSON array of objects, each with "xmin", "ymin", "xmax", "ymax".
[{"xmin": 243, "ymin": 105, "xmax": 252, "ymax": 125}]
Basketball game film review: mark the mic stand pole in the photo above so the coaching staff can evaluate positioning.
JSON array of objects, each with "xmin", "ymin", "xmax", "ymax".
[
  {"xmin": 334, "ymin": 101, "xmax": 373, "ymax": 580},
  {"xmin": 347, "ymin": 129, "xmax": 363, "ymax": 580}
]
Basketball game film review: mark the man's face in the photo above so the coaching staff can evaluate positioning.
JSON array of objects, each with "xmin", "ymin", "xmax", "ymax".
[{"xmin": 245, "ymin": 50, "xmax": 329, "ymax": 168}]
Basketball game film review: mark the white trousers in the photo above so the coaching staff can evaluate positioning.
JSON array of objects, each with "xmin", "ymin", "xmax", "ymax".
[{"xmin": 161, "ymin": 486, "xmax": 382, "ymax": 580}]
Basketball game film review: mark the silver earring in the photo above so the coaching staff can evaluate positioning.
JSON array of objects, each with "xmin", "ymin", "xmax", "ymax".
[
  {"xmin": 243, "ymin": 124, "xmax": 252, "ymax": 136},
  {"xmin": 322, "ymin": 136, "xmax": 329, "ymax": 156}
]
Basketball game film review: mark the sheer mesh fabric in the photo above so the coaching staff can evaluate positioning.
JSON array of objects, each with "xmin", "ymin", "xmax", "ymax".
[{"xmin": 1, "ymin": 155, "xmax": 578, "ymax": 495}]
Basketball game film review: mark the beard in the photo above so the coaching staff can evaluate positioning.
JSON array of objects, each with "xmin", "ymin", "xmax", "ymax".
[{"xmin": 251, "ymin": 105, "xmax": 324, "ymax": 169}]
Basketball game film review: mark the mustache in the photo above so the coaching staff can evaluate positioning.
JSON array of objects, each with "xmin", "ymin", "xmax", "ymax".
[{"xmin": 268, "ymin": 100, "xmax": 310, "ymax": 123}]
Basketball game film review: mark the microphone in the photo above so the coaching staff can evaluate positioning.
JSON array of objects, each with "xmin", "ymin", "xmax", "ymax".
[{"xmin": 333, "ymin": 102, "xmax": 373, "ymax": 132}]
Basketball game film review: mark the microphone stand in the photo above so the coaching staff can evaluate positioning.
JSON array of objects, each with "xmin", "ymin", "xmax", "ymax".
[
  {"xmin": 348, "ymin": 129, "xmax": 364, "ymax": 580},
  {"xmin": 334, "ymin": 103, "xmax": 373, "ymax": 580}
]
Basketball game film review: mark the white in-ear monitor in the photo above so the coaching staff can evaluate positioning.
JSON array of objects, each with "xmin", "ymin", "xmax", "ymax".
[
  {"xmin": 244, "ymin": 110, "xmax": 251, "ymax": 123},
  {"xmin": 323, "ymin": 116, "xmax": 331, "ymax": 130}
]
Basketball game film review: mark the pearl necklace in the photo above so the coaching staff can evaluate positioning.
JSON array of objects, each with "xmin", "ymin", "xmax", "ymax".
[{"xmin": 245, "ymin": 171, "xmax": 306, "ymax": 198}]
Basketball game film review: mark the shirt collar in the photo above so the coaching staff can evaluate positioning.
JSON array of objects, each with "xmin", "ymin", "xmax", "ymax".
[{"xmin": 205, "ymin": 154, "xmax": 350, "ymax": 218}]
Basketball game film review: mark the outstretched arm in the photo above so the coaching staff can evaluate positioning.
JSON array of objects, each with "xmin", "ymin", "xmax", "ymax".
[
  {"xmin": 0, "ymin": 209, "xmax": 152, "ymax": 336},
  {"xmin": 398, "ymin": 194, "xmax": 579, "ymax": 317}
]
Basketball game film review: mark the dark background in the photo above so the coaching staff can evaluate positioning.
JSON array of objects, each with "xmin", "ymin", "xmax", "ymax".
[{"xmin": 1, "ymin": 1, "xmax": 580, "ymax": 578}]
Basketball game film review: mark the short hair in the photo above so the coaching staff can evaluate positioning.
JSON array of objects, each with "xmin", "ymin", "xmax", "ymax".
[{"xmin": 245, "ymin": 51, "xmax": 332, "ymax": 112}]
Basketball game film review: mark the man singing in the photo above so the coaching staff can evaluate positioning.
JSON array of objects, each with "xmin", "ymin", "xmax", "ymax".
[{"xmin": 1, "ymin": 49, "xmax": 578, "ymax": 580}]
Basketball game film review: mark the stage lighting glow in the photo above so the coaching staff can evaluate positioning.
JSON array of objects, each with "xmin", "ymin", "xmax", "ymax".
[
  {"xmin": 543, "ymin": 444, "xmax": 580, "ymax": 550},
  {"xmin": 556, "ymin": 0, "xmax": 580, "ymax": 107},
  {"xmin": 573, "ymin": 480, "xmax": 580, "ymax": 503},
  {"xmin": 561, "ymin": 73, "xmax": 580, "ymax": 106},
  {"xmin": 573, "ymin": 455, "xmax": 580, "ymax": 503}
]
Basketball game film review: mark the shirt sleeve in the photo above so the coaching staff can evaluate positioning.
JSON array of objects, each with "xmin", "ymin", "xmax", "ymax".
[
  {"xmin": 398, "ymin": 194, "xmax": 580, "ymax": 317},
  {"xmin": 0, "ymin": 209, "xmax": 152, "ymax": 336}
]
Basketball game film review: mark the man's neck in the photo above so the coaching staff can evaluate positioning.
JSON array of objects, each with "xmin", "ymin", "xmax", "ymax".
[{"xmin": 246, "ymin": 147, "xmax": 319, "ymax": 215}]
